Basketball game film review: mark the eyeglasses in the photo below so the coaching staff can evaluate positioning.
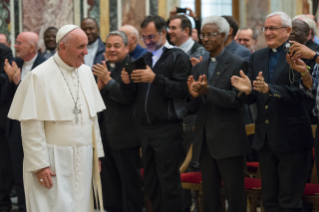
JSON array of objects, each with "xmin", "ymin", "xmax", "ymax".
[
  {"xmin": 168, "ymin": 26, "xmax": 181, "ymax": 31},
  {"xmin": 238, "ymin": 38, "xmax": 251, "ymax": 42},
  {"xmin": 15, "ymin": 41, "xmax": 31, "ymax": 46},
  {"xmin": 261, "ymin": 27, "xmax": 287, "ymax": 32},
  {"xmin": 199, "ymin": 33, "xmax": 221, "ymax": 39},
  {"xmin": 140, "ymin": 33, "xmax": 161, "ymax": 41}
]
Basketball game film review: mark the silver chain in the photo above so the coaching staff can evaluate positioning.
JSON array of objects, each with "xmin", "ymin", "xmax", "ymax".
[{"xmin": 53, "ymin": 57, "xmax": 80, "ymax": 109}]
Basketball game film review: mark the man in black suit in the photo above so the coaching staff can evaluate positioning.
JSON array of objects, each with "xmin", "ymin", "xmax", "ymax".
[
  {"xmin": 187, "ymin": 16, "xmax": 250, "ymax": 212},
  {"xmin": 2, "ymin": 32, "xmax": 46, "ymax": 212},
  {"xmin": 231, "ymin": 12, "xmax": 313, "ymax": 211},
  {"xmin": 121, "ymin": 15, "xmax": 191, "ymax": 212},
  {"xmin": 92, "ymin": 31, "xmax": 142, "ymax": 212},
  {"xmin": 0, "ymin": 44, "xmax": 14, "ymax": 212}
]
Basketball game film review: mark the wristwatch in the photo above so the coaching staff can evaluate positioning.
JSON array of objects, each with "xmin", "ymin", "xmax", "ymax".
[{"xmin": 312, "ymin": 52, "xmax": 319, "ymax": 61}]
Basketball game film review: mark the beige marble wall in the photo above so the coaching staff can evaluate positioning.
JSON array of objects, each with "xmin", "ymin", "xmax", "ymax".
[{"xmin": 23, "ymin": 0, "xmax": 73, "ymax": 52}]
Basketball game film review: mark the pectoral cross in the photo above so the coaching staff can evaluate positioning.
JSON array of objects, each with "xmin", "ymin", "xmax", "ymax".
[{"xmin": 73, "ymin": 104, "xmax": 81, "ymax": 123}]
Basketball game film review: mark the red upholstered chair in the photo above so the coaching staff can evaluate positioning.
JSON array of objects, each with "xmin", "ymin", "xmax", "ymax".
[
  {"xmin": 302, "ymin": 125, "xmax": 318, "ymax": 212},
  {"xmin": 245, "ymin": 124, "xmax": 261, "ymax": 179}
]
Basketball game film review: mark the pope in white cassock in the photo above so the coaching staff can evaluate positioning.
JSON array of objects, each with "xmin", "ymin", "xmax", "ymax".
[{"xmin": 7, "ymin": 25, "xmax": 106, "ymax": 212}]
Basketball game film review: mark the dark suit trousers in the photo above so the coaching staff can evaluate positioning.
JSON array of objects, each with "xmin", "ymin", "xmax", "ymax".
[
  {"xmin": 200, "ymin": 140, "xmax": 246, "ymax": 212},
  {"xmin": 141, "ymin": 121, "xmax": 184, "ymax": 212},
  {"xmin": 100, "ymin": 145, "xmax": 143, "ymax": 212},
  {"xmin": 7, "ymin": 120, "xmax": 26, "ymax": 212},
  {"xmin": 258, "ymin": 142, "xmax": 311, "ymax": 212},
  {"xmin": 0, "ymin": 128, "xmax": 13, "ymax": 211}
]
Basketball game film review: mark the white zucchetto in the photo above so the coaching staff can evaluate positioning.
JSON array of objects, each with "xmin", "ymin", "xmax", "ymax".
[{"xmin": 56, "ymin": 25, "xmax": 79, "ymax": 43}]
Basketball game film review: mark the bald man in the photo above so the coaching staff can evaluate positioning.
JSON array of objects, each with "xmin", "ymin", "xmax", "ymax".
[
  {"xmin": 0, "ymin": 34, "xmax": 8, "ymax": 46},
  {"xmin": 1, "ymin": 32, "xmax": 46, "ymax": 212},
  {"xmin": 306, "ymin": 14, "xmax": 319, "ymax": 45},
  {"xmin": 119, "ymin": 25, "xmax": 147, "ymax": 59}
]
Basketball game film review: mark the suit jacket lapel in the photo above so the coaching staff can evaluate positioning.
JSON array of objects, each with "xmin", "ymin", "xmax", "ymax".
[
  {"xmin": 257, "ymin": 49, "xmax": 271, "ymax": 103},
  {"xmin": 31, "ymin": 55, "xmax": 39, "ymax": 70},
  {"xmin": 269, "ymin": 51, "xmax": 287, "ymax": 84},
  {"xmin": 210, "ymin": 51, "xmax": 228, "ymax": 86}
]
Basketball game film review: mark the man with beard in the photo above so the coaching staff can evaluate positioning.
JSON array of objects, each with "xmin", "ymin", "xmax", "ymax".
[
  {"xmin": 237, "ymin": 27, "xmax": 259, "ymax": 53},
  {"xmin": 2, "ymin": 32, "xmax": 46, "ymax": 212},
  {"xmin": 40, "ymin": 27, "xmax": 58, "ymax": 59},
  {"xmin": 121, "ymin": 15, "xmax": 191, "ymax": 212}
]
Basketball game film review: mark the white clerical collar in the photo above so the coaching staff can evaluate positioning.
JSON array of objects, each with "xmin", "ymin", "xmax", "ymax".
[
  {"xmin": 87, "ymin": 38, "xmax": 99, "ymax": 49},
  {"xmin": 54, "ymin": 53, "xmax": 76, "ymax": 72},
  {"xmin": 210, "ymin": 49, "xmax": 225, "ymax": 62},
  {"xmin": 24, "ymin": 54, "xmax": 38, "ymax": 65},
  {"xmin": 110, "ymin": 63, "xmax": 115, "ymax": 68},
  {"xmin": 272, "ymin": 48, "xmax": 277, "ymax": 52}
]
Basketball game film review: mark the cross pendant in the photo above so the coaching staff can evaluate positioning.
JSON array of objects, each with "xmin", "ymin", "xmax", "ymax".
[{"xmin": 73, "ymin": 104, "xmax": 81, "ymax": 123}]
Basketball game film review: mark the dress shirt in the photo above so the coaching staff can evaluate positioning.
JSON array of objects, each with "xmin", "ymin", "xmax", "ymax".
[
  {"xmin": 208, "ymin": 49, "xmax": 225, "ymax": 81},
  {"xmin": 40, "ymin": 49, "xmax": 55, "ymax": 59},
  {"xmin": 151, "ymin": 41, "xmax": 174, "ymax": 67},
  {"xmin": 129, "ymin": 43, "xmax": 147, "ymax": 59},
  {"xmin": 21, "ymin": 54, "xmax": 37, "ymax": 80},
  {"xmin": 177, "ymin": 37, "xmax": 194, "ymax": 55},
  {"xmin": 268, "ymin": 42, "xmax": 285, "ymax": 79},
  {"xmin": 300, "ymin": 63, "xmax": 319, "ymax": 117},
  {"xmin": 84, "ymin": 39, "xmax": 99, "ymax": 68}
]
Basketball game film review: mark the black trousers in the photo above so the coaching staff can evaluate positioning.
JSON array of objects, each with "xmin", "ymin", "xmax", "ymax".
[
  {"xmin": 200, "ymin": 140, "xmax": 246, "ymax": 212},
  {"xmin": 100, "ymin": 145, "xmax": 143, "ymax": 212},
  {"xmin": 7, "ymin": 120, "xmax": 26, "ymax": 212},
  {"xmin": 0, "ymin": 128, "xmax": 13, "ymax": 211},
  {"xmin": 141, "ymin": 121, "xmax": 184, "ymax": 212},
  {"xmin": 258, "ymin": 142, "xmax": 311, "ymax": 212}
]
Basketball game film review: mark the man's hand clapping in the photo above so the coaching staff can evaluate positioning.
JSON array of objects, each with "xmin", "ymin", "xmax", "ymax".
[
  {"xmin": 4, "ymin": 59, "xmax": 20, "ymax": 83},
  {"xmin": 231, "ymin": 70, "xmax": 252, "ymax": 95},
  {"xmin": 187, "ymin": 75, "xmax": 209, "ymax": 98},
  {"xmin": 93, "ymin": 61, "xmax": 112, "ymax": 86}
]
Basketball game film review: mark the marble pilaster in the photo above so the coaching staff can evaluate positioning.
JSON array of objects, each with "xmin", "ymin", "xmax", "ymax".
[
  {"xmin": 0, "ymin": 0, "xmax": 11, "ymax": 44},
  {"xmin": 150, "ymin": 0, "xmax": 158, "ymax": 15},
  {"xmin": 23, "ymin": 0, "xmax": 73, "ymax": 52},
  {"xmin": 109, "ymin": 0, "xmax": 117, "ymax": 31}
]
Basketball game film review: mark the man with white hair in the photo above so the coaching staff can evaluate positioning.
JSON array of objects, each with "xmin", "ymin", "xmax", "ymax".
[
  {"xmin": 231, "ymin": 11, "xmax": 313, "ymax": 211},
  {"xmin": 118, "ymin": 25, "xmax": 147, "ymax": 59},
  {"xmin": 2, "ymin": 31, "xmax": 46, "ymax": 212},
  {"xmin": 7, "ymin": 25, "xmax": 105, "ymax": 212},
  {"xmin": 293, "ymin": 15, "xmax": 319, "ymax": 52},
  {"xmin": 187, "ymin": 15, "xmax": 250, "ymax": 212}
]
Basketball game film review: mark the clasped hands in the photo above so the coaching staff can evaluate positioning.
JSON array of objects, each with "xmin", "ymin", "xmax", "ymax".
[
  {"xmin": 187, "ymin": 75, "xmax": 209, "ymax": 98},
  {"xmin": 4, "ymin": 59, "xmax": 21, "ymax": 85},
  {"xmin": 121, "ymin": 65, "xmax": 155, "ymax": 84},
  {"xmin": 231, "ymin": 71, "xmax": 269, "ymax": 95}
]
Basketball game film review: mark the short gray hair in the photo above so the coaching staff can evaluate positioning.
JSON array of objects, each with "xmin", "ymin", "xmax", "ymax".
[
  {"xmin": 106, "ymin": 30, "xmax": 128, "ymax": 46},
  {"xmin": 266, "ymin": 11, "xmax": 292, "ymax": 27},
  {"xmin": 240, "ymin": 27, "xmax": 259, "ymax": 40},
  {"xmin": 201, "ymin": 16, "xmax": 230, "ymax": 40},
  {"xmin": 292, "ymin": 15, "xmax": 317, "ymax": 36}
]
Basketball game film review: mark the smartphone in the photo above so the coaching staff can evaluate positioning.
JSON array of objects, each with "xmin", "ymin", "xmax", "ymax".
[
  {"xmin": 124, "ymin": 57, "xmax": 147, "ymax": 75},
  {"xmin": 176, "ymin": 7, "xmax": 187, "ymax": 14}
]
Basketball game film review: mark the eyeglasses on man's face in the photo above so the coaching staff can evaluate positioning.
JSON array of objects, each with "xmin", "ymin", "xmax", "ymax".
[
  {"xmin": 261, "ymin": 26, "xmax": 287, "ymax": 32},
  {"xmin": 199, "ymin": 32, "xmax": 221, "ymax": 39},
  {"xmin": 140, "ymin": 33, "xmax": 161, "ymax": 41}
]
